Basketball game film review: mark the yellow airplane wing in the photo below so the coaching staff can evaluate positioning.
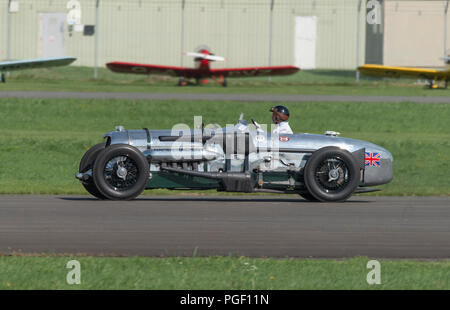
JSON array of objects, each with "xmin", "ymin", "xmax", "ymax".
[{"xmin": 358, "ymin": 64, "xmax": 450, "ymax": 80}]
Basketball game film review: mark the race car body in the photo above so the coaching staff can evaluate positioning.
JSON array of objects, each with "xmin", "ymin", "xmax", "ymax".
[{"xmin": 76, "ymin": 117, "xmax": 393, "ymax": 202}]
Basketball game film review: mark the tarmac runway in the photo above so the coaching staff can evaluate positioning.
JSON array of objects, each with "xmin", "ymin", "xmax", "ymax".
[
  {"xmin": 1, "ymin": 91, "xmax": 450, "ymax": 103},
  {"xmin": 0, "ymin": 195, "xmax": 449, "ymax": 258}
]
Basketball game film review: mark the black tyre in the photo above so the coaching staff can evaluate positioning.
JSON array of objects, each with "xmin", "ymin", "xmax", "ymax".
[
  {"xmin": 79, "ymin": 143, "xmax": 106, "ymax": 199},
  {"xmin": 93, "ymin": 144, "xmax": 149, "ymax": 200},
  {"xmin": 304, "ymin": 147, "xmax": 360, "ymax": 202}
]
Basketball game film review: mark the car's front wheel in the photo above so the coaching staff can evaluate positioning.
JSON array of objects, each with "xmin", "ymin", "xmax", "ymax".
[
  {"xmin": 303, "ymin": 147, "xmax": 360, "ymax": 202},
  {"xmin": 79, "ymin": 143, "xmax": 106, "ymax": 199},
  {"xmin": 93, "ymin": 144, "xmax": 149, "ymax": 200}
]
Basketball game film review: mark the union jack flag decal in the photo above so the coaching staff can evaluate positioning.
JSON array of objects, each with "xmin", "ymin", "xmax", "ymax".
[{"xmin": 365, "ymin": 152, "xmax": 381, "ymax": 167}]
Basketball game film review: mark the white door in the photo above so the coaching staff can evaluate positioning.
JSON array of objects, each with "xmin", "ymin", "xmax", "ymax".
[
  {"xmin": 40, "ymin": 13, "xmax": 66, "ymax": 58},
  {"xmin": 294, "ymin": 16, "xmax": 317, "ymax": 70}
]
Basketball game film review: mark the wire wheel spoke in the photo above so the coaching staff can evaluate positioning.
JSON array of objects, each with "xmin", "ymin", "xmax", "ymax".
[
  {"xmin": 314, "ymin": 157, "xmax": 350, "ymax": 193},
  {"xmin": 103, "ymin": 155, "xmax": 139, "ymax": 191}
]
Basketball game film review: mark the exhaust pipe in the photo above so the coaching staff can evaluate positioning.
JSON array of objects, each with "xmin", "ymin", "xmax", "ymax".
[{"xmin": 161, "ymin": 166, "xmax": 254, "ymax": 192}]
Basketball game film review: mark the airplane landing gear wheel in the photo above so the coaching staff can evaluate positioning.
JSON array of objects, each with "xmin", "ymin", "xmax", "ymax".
[{"xmin": 428, "ymin": 80, "xmax": 438, "ymax": 89}]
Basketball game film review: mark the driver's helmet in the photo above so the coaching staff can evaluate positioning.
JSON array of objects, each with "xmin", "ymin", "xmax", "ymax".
[{"xmin": 270, "ymin": 105, "xmax": 290, "ymax": 123}]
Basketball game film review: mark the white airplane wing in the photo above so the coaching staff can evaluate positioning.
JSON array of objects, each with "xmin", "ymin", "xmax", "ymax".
[{"xmin": 0, "ymin": 56, "xmax": 76, "ymax": 72}]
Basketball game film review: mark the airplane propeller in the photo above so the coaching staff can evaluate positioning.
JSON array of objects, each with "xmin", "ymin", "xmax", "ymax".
[{"xmin": 185, "ymin": 52, "xmax": 225, "ymax": 62}]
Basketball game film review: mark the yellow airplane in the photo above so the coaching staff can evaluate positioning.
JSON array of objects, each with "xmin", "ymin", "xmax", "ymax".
[{"xmin": 358, "ymin": 56, "xmax": 450, "ymax": 89}]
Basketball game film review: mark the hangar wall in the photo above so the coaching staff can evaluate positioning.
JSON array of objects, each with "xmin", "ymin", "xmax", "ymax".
[
  {"xmin": 1, "ymin": 0, "xmax": 366, "ymax": 70},
  {"xmin": 0, "ymin": 1, "xmax": 8, "ymax": 61},
  {"xmin": 383, "ymin": 0, "xmax": 450, "ymax": 67},
  {"xmin": 5, "ymin": 1, "xmax": 450, "ymax": 71}
]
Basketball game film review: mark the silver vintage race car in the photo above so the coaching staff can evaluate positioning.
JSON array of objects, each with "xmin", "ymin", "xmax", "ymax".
[{"xmin": 76, "ymin": 115, "xmax": 393, "ymax": 202}]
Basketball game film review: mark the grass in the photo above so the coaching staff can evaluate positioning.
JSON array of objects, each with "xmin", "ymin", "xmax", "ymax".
[
  {"xmin": 0, "ymin": 98, "xmax": 449, "ymax": 196},
  {"xmin": 2, "ymin": 65, "xmax": 450, "ymax": 97},
  {"xmin": 0, "ymin": 256, "xmax": 448, "ymax": 290}
]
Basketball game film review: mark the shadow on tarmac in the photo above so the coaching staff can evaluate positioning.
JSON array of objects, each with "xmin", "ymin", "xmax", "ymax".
[{"xmin": 59, "ymin": 196, "xmax": 370, "ymax": 203}]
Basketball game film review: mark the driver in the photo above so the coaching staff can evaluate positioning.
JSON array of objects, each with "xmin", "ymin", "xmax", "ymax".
[
  {"xmin": 270, "ymin": 105, "xmax": 293, "ymax": 134},
  {"xmin": 254, "ymin": 105, "xmax": 293, "ymax": 134}
]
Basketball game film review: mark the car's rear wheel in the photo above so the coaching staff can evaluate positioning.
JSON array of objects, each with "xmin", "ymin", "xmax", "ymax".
[
  {"xmin": 93, "ymin": 144, "xmax": 149, "ymax": 200},
  {"xmin": 79, "ymin": 143, "xmax": 106, "ymax": 199},
  {"xmin": 304, "ymin": 147, "xmax": 360, "ymax": 202}
]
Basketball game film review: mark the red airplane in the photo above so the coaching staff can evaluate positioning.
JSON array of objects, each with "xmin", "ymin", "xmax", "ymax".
[{"xmin": 106, "ymin": 48, "xmax": 300, "ymax": 87}]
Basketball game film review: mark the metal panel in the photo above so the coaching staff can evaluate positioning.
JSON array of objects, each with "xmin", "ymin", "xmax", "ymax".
[
  {"xmin": 384, "ymin": 0, "xmax": 448, "ymax": 67},
  {"xmin": 0, "ymin": 1, "xmax": 7, "ymax": 60}
]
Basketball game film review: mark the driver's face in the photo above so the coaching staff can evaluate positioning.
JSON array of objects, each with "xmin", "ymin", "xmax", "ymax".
[{"xmin": 272, "ymin": 112, "xmax": 279, "ymax": 124}]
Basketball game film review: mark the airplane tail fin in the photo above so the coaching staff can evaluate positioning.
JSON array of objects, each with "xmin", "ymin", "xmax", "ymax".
[{"xmin": 440, "ymin": 55, "xmax": 450, "ymax": 71}]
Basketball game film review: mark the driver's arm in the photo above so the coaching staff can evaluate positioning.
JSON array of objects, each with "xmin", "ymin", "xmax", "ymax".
[{"xmin": 251, "ymin": 119, "xmax": 265, "ymax": 133}]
